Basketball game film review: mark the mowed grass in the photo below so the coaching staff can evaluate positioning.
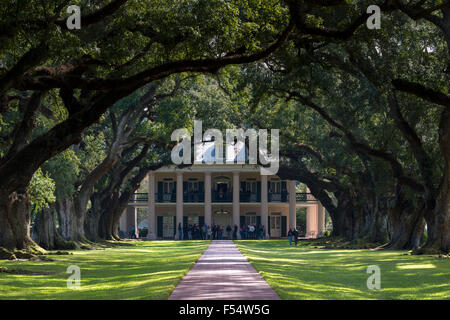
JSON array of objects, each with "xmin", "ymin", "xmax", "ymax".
[
  {"xmin": 0, "ymin": 240, "xmax": 210, "ymax": 300},
  {"xmin": 235, "ymin": 240, "xmax": 450, "ymax": 300}
]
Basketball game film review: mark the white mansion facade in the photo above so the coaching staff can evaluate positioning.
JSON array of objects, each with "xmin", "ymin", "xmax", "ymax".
[{"xmin": 122, "ymin": 164, "xmax": 326, "ymax": 239}]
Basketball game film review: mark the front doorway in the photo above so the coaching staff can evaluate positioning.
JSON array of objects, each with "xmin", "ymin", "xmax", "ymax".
[
  {"xmin": 213, "ymin": 176, "xmax": 232, "ymax": 202},
  {"xmin": 217, "ymin": 182, "xmax": 228, "ymax": 193},
  {"xmin": 212, "ymin": 209, "xmax": 232, "ymax": 239},
  {"xmin": 270, "ymin": 215, "xmax": 281, "ymax": 238},
  {"xmin": 162, "ymin": 216, "xmax": 175, "ymax": 238},
  {"xmin": 162, "ymin": 180, "xmax": 174, "ymax": 202}
]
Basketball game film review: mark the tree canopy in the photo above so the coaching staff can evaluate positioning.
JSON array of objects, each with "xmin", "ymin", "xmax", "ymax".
[{"xmin": 0, "ymin": 0, "xmax": 449, "ymax": 255}]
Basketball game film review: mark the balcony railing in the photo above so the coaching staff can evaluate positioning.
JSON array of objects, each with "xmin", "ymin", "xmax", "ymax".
[
  {"xmin": 212, "ymin": 191, "xmax": 233, "ymax": 202},
  {"xmin": 130, "ymin": 193, "xmax": 148, "ymax": 203},
  {"xmin": 296, "ymin": 193, "xmax": 316, "ymax": 202},
  {"xmin": 240, "ymin": 192, "xmax": 259, "ymax": 203},
  {"xmin": 157, "ymin": 192, "xmax": 176, "ymax": 203},
  {"xmin": 129, "ymin": 191, "xmax": 317, "ymax": 204},
  {"xmin": 268, "ymin": 192, "xmax": 288, "ymax": 202},
  {"xmin": 183, "ymin": 191, "xmax": 205, "ymax": 203}
]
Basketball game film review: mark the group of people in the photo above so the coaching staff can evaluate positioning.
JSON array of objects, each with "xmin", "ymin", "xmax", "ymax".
[
  {"xmin": 239, "ymin": 224, "xmax": 265, "ymax": 240},
  {"xmin": 174, "ymin": 223, "xmax": 301, "ymax": 246},
  {"xmin": 176, "ymin": 223, "xmax": 267, "ymax": 240},
  {"xmin": 210, "ymin": 224, "xmax": 236, "ymax": 240},
  {"xmin": 178, "ymin": 223, "xmax": 207, "ymax": 240}
]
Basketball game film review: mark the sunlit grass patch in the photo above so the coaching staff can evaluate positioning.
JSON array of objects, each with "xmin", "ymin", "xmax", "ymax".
[
  {"xmin": 235, "ymin": 240, "xmax": 450, "ymax": 300},
  {"xmin": 0, "ymin": 240, "xmax": 210, "ymax": 300}
]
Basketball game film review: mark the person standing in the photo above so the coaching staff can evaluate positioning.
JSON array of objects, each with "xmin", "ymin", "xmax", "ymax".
[
  {"xmin": 293, "ymin": 228, "xmax": 299, "ymax": 246},
  {"xmin": 226, "ymin": 225, "xmax": 232, "ymax": 239},
  {"xmin": 207, "ymin": 225, "xmax": 212, "ymax": 240},
  {"xmin": 288, "ymin": 228, "xmax": 293, "ymax": 246},
  {"xmin": 233, "ymin": 225, "xmax": 238, "ymax": 240},
  {"xmin": 218, "ymin": 225, "xmax": 223, "ymax": 240},
  {"xmin": 188, "ymin": 224, "xmax": 193, "ymax": 240},
  {"xmin": 202, "ymin": 224, "xmax": 207, "ymax": 240},
  {"xmin": 178, "ymin": 223, "xmax": 182, "ymax": 240}
]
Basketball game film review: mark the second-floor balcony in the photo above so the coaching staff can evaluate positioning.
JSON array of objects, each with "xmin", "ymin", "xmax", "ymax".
[
  {"xmin": 157, "ymin": 192, "xmax": 176, "ymax": 203},
  {"xmin": 212, "ymin": 191, "xmax": 233, "ymax": 202},
  {"xmin": 183, "ymin": 191, "xmax": 205, "ymax": 203},
  {"xmin": 295, "ymin": 192, "xmax": 317, "ymax": 202},
  {"xmin": 129, "ymin": 192, "xmax": 317, "ymax": 205},
  {"xmin": 240, "ymin": 192, "xmax": 259, "ymax": 203},
  {"xmin": 268, "ymin": 192, "xmax": 288, "ymax": 202}
]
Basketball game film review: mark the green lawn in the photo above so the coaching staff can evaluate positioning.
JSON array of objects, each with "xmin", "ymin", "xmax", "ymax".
[
  {"xmin": 235, "ymin": 240, "xmax": 450, "ymax": 300},
  {"xmin": 0, "ymin": 240, "xmax": 210, "ymax": 300}
]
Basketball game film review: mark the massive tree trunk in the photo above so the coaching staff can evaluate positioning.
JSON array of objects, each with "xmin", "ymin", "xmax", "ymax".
[
  {"xmin": 360, "ymin": 201, "xmax": 389, "ymax": 244},
  {"xmin": 382, "ymin": 185, "xmax": 425, "ymax": 250},
  {"xmin": 419, "ymin": 108, "xmax": 450, "ymax": 254},
  {"xmin": 96, "ymin": 192, "xmax": 120, "ymax": 240},
  {"xmin": 387, "ymin": 206, "xmax": 425, "ymax": 250},
  {"xmin": 84, "ymin": 210, "xmax": 101, "ymax": 242},
  {"xmin": 327, "ymin": 196, "xmax": 355, "ymax": 239},
  {"xmin": 56, "ymin": 197, "xmax": 86, "ymax": 242},
  {"xmin": 0, "ymin": 191, "xmax": 36, "ymax": 251},
  {"xmin": 425, "ymin": 197, "xmax": 450, "ymax": 254},
  {"xmin": 31, "ymin": 205, "xmax": 74, "ymax": 250},
  {"xmin": 92, "ymin": 144, "xmax": 156, "ymax": 240}
]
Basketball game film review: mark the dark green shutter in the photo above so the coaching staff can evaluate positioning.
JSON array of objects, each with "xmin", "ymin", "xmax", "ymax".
[
  {"xmin": 281, "ymin": 181, "xmax": 287, "ymax": 202},
  {"xmin": 268, "ymin": 216, "xmax": 271, "ymax": 236},
  {"xmin": 173, "ymin": 216, "xmax": 177, "ymax": 236},
  {"xmin": 240, "ymin": 181, "xmax": 247, "ymax": 202},
  {"xmin": 257, "ymin": 216, "xmax": 261, "ymax": 228},
  {"xmin": 157, "ymin": 216, "xmax": 163, "ymax": 238},
  {"xmin": 199, "ymin": 216, "xmax": 204, "ymax": 228},
  {"xmin": 257, "ymin": 181, "xmax": 261, "ymax": 202},
  {"xmin": 240, "ymin": 216, "xmax": 245, "ymax": 227},
  {"xmin": 199, "ymin": 181, "xmax": 204, "ymax": 202},
  {"xmin": 157, "ymin": 182, "xmax": 163, "ymax": 202},
  {"xmin": 183, "ymin": 216, "xmax": 188, "ymax": 227},
  {"xmin": 281, "ymin": 216, "xmax": 287, "ymax": 237},
  {"xmin": 172, "ymin": 182, "xmax": 176, "ymax": 202}
]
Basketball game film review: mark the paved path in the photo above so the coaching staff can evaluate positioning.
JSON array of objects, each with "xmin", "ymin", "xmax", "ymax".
[{"xmin": 169, "ymin": 240, "xmax": 280, "ymax": 300}]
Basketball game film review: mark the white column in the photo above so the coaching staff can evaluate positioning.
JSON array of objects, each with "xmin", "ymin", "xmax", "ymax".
[
  {"xmin": 176, "ymin": 172, "xmax": 183, "ymax": 239},
  {"xmin": 147, "ymin": 172, "xmax": 156, "ymax": 240},
  {"xmin": 205, "ymin": 172, "xmax": 212, "ymax": 228},
  {"xmin": 119, "ymin": 208, "xmax": 127, "ymax": 235},
  {"xmin": 261, "ymin": 175, "xmax": 268, "ymax": 238},
  {"xmin": 232, "ymin": 172, "xmax": 240, "ymax": 239},
  {"xmin": 132, "ymin": 207, "xmax": 138, "ymax": 238},
  {"xmin": 306, "ymin": 205, "xmax": 319, "ymax": 238},
  {"xmin": 289, "ymin": 180, "xmax": 296, "ymax": 229},
  {"xmin": 318, "ymin": 202, "xmax": 325, "ymax": 235}
]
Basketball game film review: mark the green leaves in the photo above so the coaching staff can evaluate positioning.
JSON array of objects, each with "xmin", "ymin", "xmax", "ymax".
[{"xmin": 28, "ymin": 168, "xmax": 56, "ymax": 212}]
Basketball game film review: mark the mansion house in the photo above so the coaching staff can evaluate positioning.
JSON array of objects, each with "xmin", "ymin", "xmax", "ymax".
[{"xmin": 122, "ymin": 164, "xmax": 326, "ymax": 240}]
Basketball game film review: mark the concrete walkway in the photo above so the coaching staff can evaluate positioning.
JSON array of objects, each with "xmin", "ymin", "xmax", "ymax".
[{"xmin": 168, "ymin": 240, "xmax": 280, "ymax": 300}]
